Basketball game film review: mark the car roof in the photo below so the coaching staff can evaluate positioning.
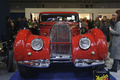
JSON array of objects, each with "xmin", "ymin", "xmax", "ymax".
[{"xmin": 40, "ymin": 12, "xmax": 78, "ymax": 14}]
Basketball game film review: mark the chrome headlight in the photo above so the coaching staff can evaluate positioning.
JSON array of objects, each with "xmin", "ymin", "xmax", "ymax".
[
  {"xmin": 79, "ymin": 37, "xmax": 91, "ymax": 50},
  {"xmin": 0, "ymin": 43, "xmax": 3, "ymax": 50},
  {"xmin": 31, "ymin": 38, "xmax": 43, "ymax": 51}
]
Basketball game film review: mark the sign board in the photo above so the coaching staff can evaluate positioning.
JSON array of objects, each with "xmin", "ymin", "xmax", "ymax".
[{"xmin": 93, "ymin": 70, "xmax": 110, "ymax": 80}]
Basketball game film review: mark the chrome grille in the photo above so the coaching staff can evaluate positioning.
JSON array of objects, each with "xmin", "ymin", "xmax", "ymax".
[{"xmin": 50, "ymin": 21, "xmax": 72, "ymax": 58}]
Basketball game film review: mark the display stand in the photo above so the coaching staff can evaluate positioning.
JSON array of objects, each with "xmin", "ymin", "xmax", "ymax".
[{"xmin": 10, "ymin": 63, "xmax": 116, "ymax": 80}]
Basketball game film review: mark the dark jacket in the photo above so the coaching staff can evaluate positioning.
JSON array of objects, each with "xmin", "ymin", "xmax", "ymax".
[
  {"xmin": 19, "ymin": 19, "xmax": 29, "ymax": 29},
  {"xmin": 5, "ymin": 20, "xmax": 12, "ymax": 34},
  {"xmin": 3, "ymin": 20, "xmax": 13, "ymax": 41},
  {"xmin": 101, "ymin": 21, "xmax": 110, "ymax": 35}
]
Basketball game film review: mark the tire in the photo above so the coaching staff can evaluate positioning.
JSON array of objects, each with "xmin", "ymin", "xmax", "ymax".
[
  {"xmin": 7, "ymin": 50, "xmax": 16, "ymax": 72},
  {"xmin": 17, "ymin": 64, "xmax": 39, "ymax": 78}
]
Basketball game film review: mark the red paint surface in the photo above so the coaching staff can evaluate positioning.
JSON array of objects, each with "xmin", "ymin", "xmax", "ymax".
[
  {"xmin": 39, "ymin": 22, "xmax": 79, "ymax": 37},
  {"xmin": 14, "ymin": 29, "xmax": 50, "ymax": 62},
  {"xmin": 14, "ymin": 28, "xmax": 107, "ymax": 62},
  {"xmin": 72, "ymin": 28, "xmax": 108, "ymax": 62},
  {"xmin": 14, "ymin": 12, "xmax": 107, "ymax": 63}
]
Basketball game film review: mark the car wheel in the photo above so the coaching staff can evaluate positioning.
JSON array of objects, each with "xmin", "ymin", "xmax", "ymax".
[
  {"xmin": 7, "ymin": 50, "xmax": 16, "ymax": 72},
  {"xmin": 17, "ymin": 64, "xmax": 33, "ymax": 78}
]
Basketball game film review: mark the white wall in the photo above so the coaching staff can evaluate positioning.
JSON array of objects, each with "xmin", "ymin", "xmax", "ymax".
[{"xmin": 25, "ymin": 8, "xmax": 120, "ymax": 20}]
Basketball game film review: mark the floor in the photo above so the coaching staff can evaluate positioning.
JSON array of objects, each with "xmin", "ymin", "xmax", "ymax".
[
  {"xmin": 0, "ymin": 58, "xmax": 120, "ymax": 80},
  {"xmin": 105, "ymin": 58, "xmax": 120, "ymax": 80},
  {"xmin": 0, "ymin": 63, "xmax": 15, "ymax": 80}
]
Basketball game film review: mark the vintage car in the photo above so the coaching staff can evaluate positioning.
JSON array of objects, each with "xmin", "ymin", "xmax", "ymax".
[
  {"xmin": 0, "ymin": 40, "xmax": 15, "ymax": 72},
  {"xmin": 14, "ymin": 12, "xmax": 108, "ymax": 78}
]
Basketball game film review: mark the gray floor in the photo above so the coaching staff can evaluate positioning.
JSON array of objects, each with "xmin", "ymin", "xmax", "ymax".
[
  {"xmin": 0, "ymin": 59, "xmax": 120, "ymax": 80},
  {"xmin": 105, "ymin": 58, "xmax": 120, "ymax": 80},
  {"xmin": 0, "ymin": 63, "xmax": 15, "ymax": 80}
]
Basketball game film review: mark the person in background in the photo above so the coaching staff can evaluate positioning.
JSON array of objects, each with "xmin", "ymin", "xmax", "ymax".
[
  {"xmin": 19, "ymin": 16, "xmax": 29, "ymax": 30},
  {"xmin": 109, "ymin": 14, "xmax": 116, "ymax": 42},
  {"xmin": 88, "ymin": 18, "xmax": 94, "ymax": 29},
  {"xmin": 110, "ymin": 14, "xmax": 116, "ymax": 28},
  {"xmin": 3, "ymin": 16, "xmax": 14, "ymax": 48},
  {"xmin": 34, "ymin": 17, "xmax": 37, "ymax": 22},
  {"xmin": 83, "ymin": 17, "xmax": 88, "ymax": 32},
  {"xmin": 100, "ymin": 16, "xmax": 110, "ymax": 41},
  {"xmin": 14, "ymin": 17, "xmax": 21, "ymax": 34},
  {"xmin": 94, "ymin": 17, "xmax": 100, "ymax": 29},
  {"xmin": 4, "ymin": 16, "xmax": 13, "ymax": 41},
  {"xmin": 35, "ymin": 19, "xmax": 40, "ymax": 35},
  {"xmin": 79, "ymin": 18, "xmax": 86, "ymax": 34},
  {"xmin": 108, "ymin": 10, "xmax": 120, "ymax": 72}
]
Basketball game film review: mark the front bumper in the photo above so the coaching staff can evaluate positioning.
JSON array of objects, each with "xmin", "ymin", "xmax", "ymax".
[
  {"xmin": 18, "ymin": 59, "xmax": 105, "ymax": 68},
  {"xmin": 74, "ymin": 59, "xmax": 105, "ymax": 67},
  {"xmin": 18, "ymin": 59, "xmax": 50, "ymax": 68}
]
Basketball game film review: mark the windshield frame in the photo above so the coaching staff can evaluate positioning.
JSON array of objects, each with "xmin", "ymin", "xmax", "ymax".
[{"xmin": 39, "ymin": 13, "xmax": 79, "ymax": 22}]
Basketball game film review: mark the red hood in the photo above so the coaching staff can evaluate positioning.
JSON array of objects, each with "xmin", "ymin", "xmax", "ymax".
[
  {"xmin": 40, "ymin": 21, "xmax": 78, "ymax": 26},
  {"xmin": 66, "ymin": 22, "xmax": 78, "ymax": 26},
  {"xmin": 40, "ymin": 21, "xmax": 78, "ymax": 29},
  {"xmin": 39, "ymin": 21, "xmax": 79, "ymax": 37},
  {"xmin": 40, "ymin": 22, "xmax": 56, "ymax": 26}
]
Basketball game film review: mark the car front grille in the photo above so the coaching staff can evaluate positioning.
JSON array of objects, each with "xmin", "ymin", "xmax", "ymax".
[{"xmin": 50, "ymin": 21, "xmax": 72, "ymax": 57}]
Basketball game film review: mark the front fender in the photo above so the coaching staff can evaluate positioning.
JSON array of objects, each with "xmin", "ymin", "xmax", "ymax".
[
  {"xmin": 88, "ymin": 28, "xmax": 108, "ymax": 60},
  {"xmin": 14, "ymin": 29, "xmax": 50, "ymax": 62},
  {"xmin": 72, "ymin": 28, "xmax": 108, "ymax": 62}
]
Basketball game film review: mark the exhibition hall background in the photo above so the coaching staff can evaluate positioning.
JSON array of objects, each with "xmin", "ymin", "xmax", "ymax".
[
  {"xmin": 0, "ymin": 0, "xmax": 10, "ymax": 40},
  {"xmin": 1, "ymin": 0, "xmax": 120, "ymax": 40},
  {"xmin": 0, "ymin": 0, "xmax": 24, "ymax": 40}
]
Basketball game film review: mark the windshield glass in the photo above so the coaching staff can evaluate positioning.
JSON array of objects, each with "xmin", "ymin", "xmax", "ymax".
[{"xmin": 40, "ymin": 14, "xmax": 78, "ymax": 22}]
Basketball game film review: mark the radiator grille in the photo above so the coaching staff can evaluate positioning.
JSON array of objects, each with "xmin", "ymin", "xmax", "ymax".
[{"xmin": 50, "ymin": 21, "xmax": 72, "ymax": 56}]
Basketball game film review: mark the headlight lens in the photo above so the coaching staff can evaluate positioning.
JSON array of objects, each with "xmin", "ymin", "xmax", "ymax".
[
  {"xmin": 31, "ymin": 38, "xmax": 43, "ymax": 51},
  {"xmin": 0, "ymin": 43, "xmax": 3, "ymax": 50},
  {"xmin": 79, "ymin": 37, "xmax": 91, "ymax": 50}
]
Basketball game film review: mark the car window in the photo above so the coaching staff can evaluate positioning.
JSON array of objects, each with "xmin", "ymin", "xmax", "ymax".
[{"xmin": 40, "ymin": 14, "xmax": 78, "ymax": 22}]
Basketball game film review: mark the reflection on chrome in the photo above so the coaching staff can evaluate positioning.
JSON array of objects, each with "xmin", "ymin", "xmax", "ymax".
[
  {"xmin": 18, "ymin": 59, "xmax": 50, "ymax": 68},
  {"xmin": 74, "ymin": 59, "xmax": 104, "ymax": 67}
]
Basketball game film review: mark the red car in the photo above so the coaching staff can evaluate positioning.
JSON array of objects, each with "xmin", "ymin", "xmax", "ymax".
[{"xmin": 14, "ymin": 12, "xmax": 108, "ymax": 78}]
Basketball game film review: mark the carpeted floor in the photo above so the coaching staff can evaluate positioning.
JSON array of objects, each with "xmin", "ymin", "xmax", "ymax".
[{"xmin": 10, "ymin": 63, "xmax": 116, "ymax": 80}]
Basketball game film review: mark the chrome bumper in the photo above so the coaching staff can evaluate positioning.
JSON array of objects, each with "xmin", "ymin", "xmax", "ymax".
[
  {"xmin": 18, "ymin": 59, "xmax": 50, "ymax": 68},
  {"xmin": 74, "ymin": 59, "xmax": 105, "ymax": 67}
]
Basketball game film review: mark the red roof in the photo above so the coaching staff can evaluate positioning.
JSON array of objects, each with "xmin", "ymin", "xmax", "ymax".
[{"xmin": 40, "ymin": 12, "xmax": 78, "ymax": 14}]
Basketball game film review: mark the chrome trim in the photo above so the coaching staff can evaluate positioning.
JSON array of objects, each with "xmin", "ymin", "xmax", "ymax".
[
  {"xmin": 50, "ymin": 58, "xmax": 72, "ymax": 63},
  {"xmin": 50, "ymin": 21, "xmax": 72, "ymax": 57},
  {"xmin": 50, "ymin": 61, "xmax": 72, "ymax": 63},
  {"xmin": 0, "ymin": 43, "xmax": 3, "ymax": 50},
  {"xmin": 74, "ymin": 59, "xmax": 105, "ymax": 67},
  {"xmin": 50, "ymin": 54, "xmax": 72, "ymax": 63},
  {"xmin": 18, "ymin": 59, "xmax": 50, "ymax": 68},
  {"xmin": 79, "ymin": 37, "xmax": 91, "ymax": 50},
  {"xmin": 0, "ymin": 42, "xmax": 7, "ymax": 50},
  {"xmin": 50, "ymin": 58, "xmax": 71, "ymax": 60},
  {"xmin": 31, "ymin": 38, "xmax": 43, "ymax": 51},
  {"xmin": 50, "ymin": 54, "xmax": 71, "ymax": 59}
]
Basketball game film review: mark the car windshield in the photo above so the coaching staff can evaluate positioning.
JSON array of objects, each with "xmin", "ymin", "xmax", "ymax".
[{"xmin": 40, "ymin": 14, "xmax": 78, "ymax": 22}]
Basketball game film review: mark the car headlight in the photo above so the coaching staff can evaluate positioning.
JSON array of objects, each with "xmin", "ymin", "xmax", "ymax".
[
  {"xmin": 0, "ymin": 43, "xmax": 3, "ymax": 50},
  {"xmin": 79, "ymin": 37, "xmax": 91, "ymax": 50},
  {"xmin": 31, "ymin": 38, "xmax": 43, "ymax": 51}
]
